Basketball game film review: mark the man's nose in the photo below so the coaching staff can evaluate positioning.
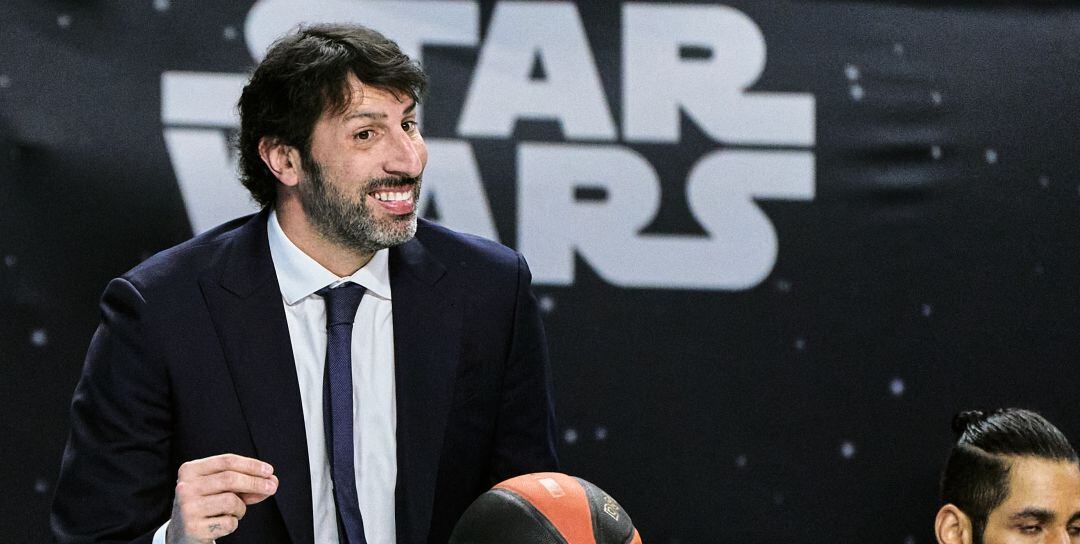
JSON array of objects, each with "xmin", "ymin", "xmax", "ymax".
[
  {"xmin": 383, "ymin": 129, "xmax": 425, "ymax": 179},
  {"xmin": 1052, "ymin": 528, "xmax": 1073, "ymax": 544}
]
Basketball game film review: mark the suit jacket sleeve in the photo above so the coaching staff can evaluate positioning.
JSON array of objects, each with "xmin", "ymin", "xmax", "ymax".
[
  {"xmin": 488, "ymin": 253, "xmax": 559, "ymax": 483},
  {"xmin": 51, "ymin": 277, "xmax": 174, "ymax": 543}
]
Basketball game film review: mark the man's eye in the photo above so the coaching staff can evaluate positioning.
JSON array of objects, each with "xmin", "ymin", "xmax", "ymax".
[
  {"xmin": 402, "ymin": 120, "xmax": 417, "ymax": 132},
  {"xmin": 355, "ymin": 130, "xmax": 372, "ymax": 140},
  {"xmin": 1020, "ymin": 525, "xmax": 1041, "ymax": 534},
  {"xmin": 1069, "ymin": 525, "xmax": 1080, "ymax": 536}
]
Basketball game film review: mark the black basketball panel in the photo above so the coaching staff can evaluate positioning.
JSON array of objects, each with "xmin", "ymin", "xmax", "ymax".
[
  {"xmin": 449, "ymin": 488, "xmax": 570, "ymax": 544},
  {"xmin": 576, "ymin": 478, "xmax": 636, "ymax": 544}
]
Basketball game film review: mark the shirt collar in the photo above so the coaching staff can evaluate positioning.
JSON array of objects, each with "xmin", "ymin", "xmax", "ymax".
[{"xmin": 267, "ymin": 209, "xmax": 392, "ymax": 305}]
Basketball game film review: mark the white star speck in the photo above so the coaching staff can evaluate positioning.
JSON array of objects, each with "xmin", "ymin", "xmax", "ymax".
[
  {"xmin": 844, "ymin": 64, "xmax": 860, "ymax": 81},
  {"xmin": 563, "ymin": 428, "xmax": 578, "ymax": 445},
  {"xmin": 31, "ymin": 329, "xmax": 48, "ymax": 347},
  {"xmin": 841, "ymin": 441, "xmax": 856, "ymax": 459},
  {"xmin": 890, "ymin": 378, "xmax": 905, "ymax": 397},
  {"xmin": 538, "ymin": 295, "xmax": 555, "ymax": 314}
]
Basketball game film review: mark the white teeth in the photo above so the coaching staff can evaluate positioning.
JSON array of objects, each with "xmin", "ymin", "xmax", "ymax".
[{"xmin": 374, "ymin": 191, "xmax": 411, "ymax": 202}]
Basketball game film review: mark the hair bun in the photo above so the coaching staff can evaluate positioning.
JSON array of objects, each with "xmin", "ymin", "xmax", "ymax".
[{"xmin": 952, "ymin": 410, "xmax": 987, "ymax": 435}]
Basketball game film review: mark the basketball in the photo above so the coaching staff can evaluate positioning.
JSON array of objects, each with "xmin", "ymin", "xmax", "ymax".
[{"xmin": 450, "ymin": 472, "xmax": 642, "ymax": 544}]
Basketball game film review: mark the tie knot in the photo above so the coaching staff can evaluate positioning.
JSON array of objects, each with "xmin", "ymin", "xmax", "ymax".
[{"xmin": 317, "ymin": 283, "xmax": 367, "ymax": 327}]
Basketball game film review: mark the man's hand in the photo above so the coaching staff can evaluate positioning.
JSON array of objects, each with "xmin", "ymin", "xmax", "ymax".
[{"xmin": 165, "ymin": 453, "xmax": 278, "ymax": 544}]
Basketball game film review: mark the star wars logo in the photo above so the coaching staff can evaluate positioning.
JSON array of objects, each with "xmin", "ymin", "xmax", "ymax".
[{"xmin": 161, "ymin": 0, "xmax": 815, "ymax": 290}]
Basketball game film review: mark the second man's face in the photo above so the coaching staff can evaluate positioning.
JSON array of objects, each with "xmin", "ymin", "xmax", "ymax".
[{"xmin": 980, "ymin": 457, "xmax": 1080, "ymax": 544}]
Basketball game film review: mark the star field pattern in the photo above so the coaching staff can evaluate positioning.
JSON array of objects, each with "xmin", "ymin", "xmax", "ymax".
[{"xmin": 4, "ymin": 1, "xmax": 1080, "ymax": 542}]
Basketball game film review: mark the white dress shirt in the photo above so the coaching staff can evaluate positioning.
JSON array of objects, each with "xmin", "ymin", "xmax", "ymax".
[{"xmin": 155, "ymin": 210, "xmax": 397, "ymax": 543}]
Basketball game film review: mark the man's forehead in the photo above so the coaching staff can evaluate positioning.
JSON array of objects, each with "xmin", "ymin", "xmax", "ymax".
[
  {"xmin": 342, "ymin": 73, "xmax": 408, "ymax": 103},
  {"xmin": 323, "ymin": 75, "xmax": 413, "ymax": 122},
  {"xmin": 997, "ymin": 457, "xmax": 1080, "ymax": 515},
  {"xmin": 1007, "ymin": 457, "xmax": 1080, "ymax": 485}
]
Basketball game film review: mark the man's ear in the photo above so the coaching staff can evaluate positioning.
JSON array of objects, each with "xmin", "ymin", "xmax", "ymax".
[
  {"xmin": 257, "ymin": 137, "xmax": 303, "ymax": 187},
  {"xmin": 935, "ymin": 504, "xmax": 973, "ymax": 544}
]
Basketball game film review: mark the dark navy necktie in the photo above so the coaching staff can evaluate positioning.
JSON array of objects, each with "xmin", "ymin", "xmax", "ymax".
[{"xmin": 317, "ymin": 282, "xmax": 368, "ymax": 544}]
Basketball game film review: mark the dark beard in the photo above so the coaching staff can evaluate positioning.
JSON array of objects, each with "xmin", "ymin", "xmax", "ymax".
[{"xmin": 298, "ymin": 158, "xmax": 421, "ymax": 254}]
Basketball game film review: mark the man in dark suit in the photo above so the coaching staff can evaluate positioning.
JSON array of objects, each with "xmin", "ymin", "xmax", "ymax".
[{"xmin": 51, "ymin": 24, "xmax": 558, "ymax": 544}]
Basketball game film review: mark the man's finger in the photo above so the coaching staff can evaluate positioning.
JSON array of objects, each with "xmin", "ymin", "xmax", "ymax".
[
  {"xmin": 189, "ymin": 492, "xmax": 248, "ymax": 521},
  {"xmin": 238, "ymin": 475, "xmax": 278, "ymax": 505},
  {"xmin": 178, "ymin": 453, "xmax": 274, "ymax": 480},
  {"xmin": 191, "ymin": 470, "xmax": 278, "ymax": 497},
  {"xmin": 197, "ymin": 514, "xmax": 240, "ymax": 541}
]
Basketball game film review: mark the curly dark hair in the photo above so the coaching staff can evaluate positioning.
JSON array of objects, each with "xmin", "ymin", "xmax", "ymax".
[
  {"xmin": 941, "ymin": 408, "xmax": 1078, "ymax": 541},
  {"xmin": 237, "ymin": 23, "xmax": 428, "ymax": 207}
]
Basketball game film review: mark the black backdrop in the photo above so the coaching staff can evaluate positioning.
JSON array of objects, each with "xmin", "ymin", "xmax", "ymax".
[{"xmin": 4, "ymin": 1, "xmax": 1080, "ymax": 542}]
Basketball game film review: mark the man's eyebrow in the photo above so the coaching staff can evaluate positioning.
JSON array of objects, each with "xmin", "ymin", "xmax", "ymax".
[
  {"xmin": 343, "ymin": 101, "xmax": 416, "ymax": 121},
  {"xmin": 1068, "ymin": 511, "xmax": 1080, "ymax": 525},
  {"xmin": 1009, "ymin": 508, "xmax": 1054, "ymax": 523},
  {"xmin": 345, "ymin": 110, "xmax": 388, "ymax": 121}
]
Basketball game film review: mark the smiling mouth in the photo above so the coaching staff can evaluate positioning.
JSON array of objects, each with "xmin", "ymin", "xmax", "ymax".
[{"xmin": 368, "ymin": 185, "xmax": 416, "ymax": 215}]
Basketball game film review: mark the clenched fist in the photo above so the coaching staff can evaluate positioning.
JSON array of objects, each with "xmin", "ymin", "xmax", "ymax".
[{"xmin": 165, "ymin": 453, "xmax": 278, "ymax": 544}]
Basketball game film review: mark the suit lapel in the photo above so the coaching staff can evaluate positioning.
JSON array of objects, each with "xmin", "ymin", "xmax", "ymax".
[
  {"xmin": 199, "ymin": 211, "xmax": 315, "ymax": 544},
  {"xmin": 390, "ymin": 235, "xmax": 462, "ymax": 544}
]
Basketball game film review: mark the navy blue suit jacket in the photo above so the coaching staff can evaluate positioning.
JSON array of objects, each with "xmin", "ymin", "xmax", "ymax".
[{"xmin": 51, "ymin": 210, "xmax": 558, "ymax": 543}]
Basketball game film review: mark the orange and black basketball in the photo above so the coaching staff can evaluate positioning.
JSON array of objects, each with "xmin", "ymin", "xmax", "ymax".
[{"xmin": 450, "ymin": 472, "xmax": 642, "ymax": 544}]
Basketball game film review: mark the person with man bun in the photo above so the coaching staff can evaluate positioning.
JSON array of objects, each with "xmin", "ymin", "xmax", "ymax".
[{"xmin": 935, "ymin": 408, "xmax": 1080, "ymax": 544}]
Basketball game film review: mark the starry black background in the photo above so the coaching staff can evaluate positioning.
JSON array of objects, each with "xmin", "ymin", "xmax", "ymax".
[{"xmin": 3, "ymin": 1, "xmax": 1080, "ymax": 543}]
